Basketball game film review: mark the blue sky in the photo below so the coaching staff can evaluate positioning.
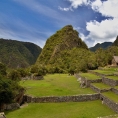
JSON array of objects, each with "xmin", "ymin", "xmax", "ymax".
[{"xmin": 0, "ymin": 0, "xmax": 118, "ymax": 48}]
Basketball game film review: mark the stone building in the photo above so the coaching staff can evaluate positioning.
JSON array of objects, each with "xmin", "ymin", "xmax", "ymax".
[{"xmin": 112, "ymin": 56, "xmax": 118, "ymax": 66}]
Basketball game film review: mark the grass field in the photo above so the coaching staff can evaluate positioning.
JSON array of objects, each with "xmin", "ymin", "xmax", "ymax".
[
  {"xmin": 106, "ymin": 76, "xmax": 118, "ymax": 80},
  {"xmin": 93, "ymin": 70, "xmax": 115, "ymax": 75},
  {"xmin": 20, "ymin": 74, "xmax": 95, "ymax": 96},
  {"xmin": 91, "ymin": 83, "xmax": 111, "ymax": 90},
  {"xmin": 5, "ymin": 100, "xmax": 116, "ymax": 118},
  {"xmin": 102, "ymin": 91, "xmax": 118, "ymax": 103},
  {"xmin": 79, "ymin": 73, "xmax": 100, "ymax": 80}
]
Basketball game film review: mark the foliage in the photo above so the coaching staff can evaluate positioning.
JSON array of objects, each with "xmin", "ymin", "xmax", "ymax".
[
  {"xmin": 0, "ymin": 75, "xmax": 22, "ymax": 108},
  {"xmin": 8, "ymin": 70, "xmax": 21, "ymax": 81},
  {"xmin": 0, "ymin": 38, "xmax": 42, "ymax": 68},
  {"xmin": 0, "ymin": 62, "xmax": 7, "ymax": 76}
]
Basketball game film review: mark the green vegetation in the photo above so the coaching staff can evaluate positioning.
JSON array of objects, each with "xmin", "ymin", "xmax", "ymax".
[
  {"xmin": 106, "ymin": 76, "xmax": 118, "ymax": 80},
  {"xmin": 20, "ymin": 74, "xmax": 95, "ymax": 96},
  {"xmin": 0, "ymin": 38, "xmax": 42, "ymax": 68},
  {"xmin": 102, "ymin": 91, "xmax": 118, "ymax": 103},
  {"xmin": 79, "ymin": 73, "xmax": 100, "ymax": 80},
  {"xmin": 91, "ymin": 83, "xmax": 111, "ymax": 89},
  {"xmin": 93, "ymin": 70, "xmax": 115, "ymax": 75},
  {"xmin": 115, "ymin": 86, "xmax": 118, "ymax": 89},
  {"xmin": 36, "ymin": 25, "xmax": 98, "ymax": 73},
  {"xmin": 5, "ymin": 100, "xmax": 116, "ymax": 118}
]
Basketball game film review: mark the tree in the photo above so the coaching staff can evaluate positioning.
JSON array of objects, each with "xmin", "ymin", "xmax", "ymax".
[
  {"xmin": 0, "ymin": 62, "xmax": 6, "ymax": 76},
  {"xmin": 8, "ymin": 69, "xmax": 21, "ymax": 81},
  {"xmin": 0, "ymin": 75, "xmax": 22, "ymax": 110}
]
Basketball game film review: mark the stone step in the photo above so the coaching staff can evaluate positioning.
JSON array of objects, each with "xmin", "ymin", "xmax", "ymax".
[{"xmin": 90, "ymin": 83, "xmax": 111, "ymax": 93}]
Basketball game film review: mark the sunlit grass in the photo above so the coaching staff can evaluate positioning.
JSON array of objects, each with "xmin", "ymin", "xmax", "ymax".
[
  {"xmin": 20, "ymin": 74, "xmax": 95, "ymax": 96},
  {"xmin": 106, "ymin": 76, "xmax": 118, "ymax": 80},
  {"xmin": 93, "ymin": 70, "xmax": 115, "ymax": 75},
  {"xmin": 102, "ymin": 91, "xmax": 118, "ymax": 103},
  {"xmin": 5, "ymin": 100, "xmax": 116, "ymax": 118},
  {"xmin": 79, "ymin": 73, "xmax": 100, "ymax": 80},
  {"xmin": 91, "ymin": 83, "xmax": 111, "ymax": 90}
]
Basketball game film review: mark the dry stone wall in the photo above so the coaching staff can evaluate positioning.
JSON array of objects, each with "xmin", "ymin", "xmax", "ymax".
[
  {"xmin": 112, "ymin": 88, "xmax": 118, "ymax": 95},
  {"xmin": 100, "ymin": 94, "xmax": 118, "ymax": 113},
  {"xmin": 102, "ymin": 77, "xmax": 118, "ymax": 87},
  {"xmin": 90, "ymin": 84, "xmax": 111, "ymax": 93},
  {"xmin": 23, "ymin": 94, "xmax": 100, "ymax": 103}
]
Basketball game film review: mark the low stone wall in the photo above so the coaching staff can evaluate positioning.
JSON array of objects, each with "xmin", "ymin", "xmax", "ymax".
[
  {"xmin": 102, "ymin": 77, "xmax": 118, "ymax": 87},
  {"xmin": 80, "ymin": 77, "xmax": 102, "ymax": 87},
  {"xmin": 112, "ymin": 88, "xmax": 118, "ymax": 95},
  {"xmin": 23, "ymin": 94, "xmax": 100, "ymax": 103},
  {"xmin": 100, "ymin": 94, "xmax": 118, "ymax": 113},
  {"xmin": 90, "ymin": 84, "xmax": 111, "ymax": 93},
  {"xmin": 1, "ymin": 103, "xmax": 20, "ymax": 111}
]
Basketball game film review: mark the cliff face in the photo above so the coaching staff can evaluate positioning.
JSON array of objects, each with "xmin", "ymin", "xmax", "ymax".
[{"xmin": 36, "ymin": 25, "xmax": 88, "ymax": 65}]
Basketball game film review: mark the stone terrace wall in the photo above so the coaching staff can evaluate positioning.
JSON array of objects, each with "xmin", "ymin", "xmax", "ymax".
[
  {"xmin": 112, "ymin": 88, "xmax": 118, "ymax": 95},
  {"xmin": 100, "ymin": 94, "xmax": 118, "ymax": 113},
  {"xmin": 90, "ymin": 84, "xmax": 111, "ymax": 93},
  {"xmin": 23, "ymin": 94, "xmax": 100, "ymax": 103},
  {"xmin": 80, "ymin": 76, "xmax": 102, "ymax": 87},
  {"xmin": 102, "ymin": 77, "xmax": 118, "ymax": 87}
]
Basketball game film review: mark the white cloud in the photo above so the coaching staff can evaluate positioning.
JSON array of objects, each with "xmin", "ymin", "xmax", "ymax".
[
  {"xmin": 84, "ymin": 0, "xmax": 118, "ymax": 46},
  {"xmin": 86, "ymin": 18, "xmax": 118, "ymax": 45},
  {"xmin": 91, "ymin": 0, "xmax": 118, "ymax": 17},
  {"xmin": 58, "ymin": 6, "xmax": 73, "ymax": 11},
  {"xmin": 68, "ymin": 0, "xmax": 90, "ymax": 8}
]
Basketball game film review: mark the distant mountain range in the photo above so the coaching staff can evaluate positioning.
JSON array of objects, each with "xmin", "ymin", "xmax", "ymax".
[
  {"xmin": 0, "ymin": 38, "xmax": 42, "ymax": 68},
  {"xmin": 89, "ymin": 42, "xmax": 113, "ymax": 51}
]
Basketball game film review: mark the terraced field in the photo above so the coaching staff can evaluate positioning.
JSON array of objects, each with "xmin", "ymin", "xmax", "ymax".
[{"xmin": 6, "ymin": 67, "xmax": 118, "ymax": 118}]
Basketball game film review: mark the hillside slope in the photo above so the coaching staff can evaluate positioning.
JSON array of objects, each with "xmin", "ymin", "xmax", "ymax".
[
  {"xmin": 0, "ymin": 39, "xmax": 42, "ymax": 68},
  {"xmin": 36, "ymin": 25, "xmax": 97, "ymax": 72}
]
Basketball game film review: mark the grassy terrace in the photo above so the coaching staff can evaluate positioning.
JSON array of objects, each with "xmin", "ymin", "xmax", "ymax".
[
  {"xmin": 91, "ymin": 83, "xmax": 111, "ymax": 90},
  {"xmin": 106, "ymin": 76, "xmax": 118, "ymax": 80},
  {"xmin": 20, "ymin": 74, "xmax": 95, "ymax": 97},
  {"xmin": 93, "ymin": 70, "xmax": 115, "ymax": 75},
  {"xmin": 115, "ymin": 86, "xmax": 118, "ymax": 89},
  {"xmin": 102, "ymin": 91, "xmax": 118, "ymax": 103},
  {"xmin": 5, "ymin": 100, "xmax": 116, "ymax": 118},
  {"xmin": 79, "ymin": 73, "xmax": 100, "ymax": 80}
]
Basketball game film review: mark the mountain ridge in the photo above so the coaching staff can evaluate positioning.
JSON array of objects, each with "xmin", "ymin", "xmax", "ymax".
[{"xmin": 0, "ymin": 38, "xmax": 42, "ymax": 68}]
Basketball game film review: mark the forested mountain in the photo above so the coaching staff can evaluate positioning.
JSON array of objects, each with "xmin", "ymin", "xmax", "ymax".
[
  {"xmin": 112, "ymin": 36, "xmax": 118, "ymax": 46},
  {"xmin": 36, "ymin": 25, "xmax": 97, "ymax": 73},
  {"xmin": 89, "ymin": 42, "xmax": 112, "ymax": 51},
  {"xmin": 0, "ymin": 38, "xmax": 42, "ymax": 68}
]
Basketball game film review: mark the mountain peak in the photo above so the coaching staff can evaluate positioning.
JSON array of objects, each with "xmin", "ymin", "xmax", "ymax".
[{"xmin": 36, "ymin": 25, "xmax": 88, "ymax": 65}]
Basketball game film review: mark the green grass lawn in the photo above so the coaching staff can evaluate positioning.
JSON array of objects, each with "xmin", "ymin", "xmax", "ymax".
[
  {"xmin": 106, "ymin": 76, "xmax": 118, "ymax": 80},
  {"xmin": 91, "ymin": 83, "xmax": 111, "ymax": 90},
  {"xmin": 20, "ymin": 74, "xmax": 95, "ymax": 97},
  {"xmin": 115, "ymin": 86, "xmax": 118, "ymax": 89},
  {"xmin": 79, "ymin": 73, "xmax": 100, "ymax": 80},
  {"xmin": 93, "ymin": 70, "xmax": 115, "ymax": 75},
  {"xmin": 5, "ymin": 100, "xmax": 116, "ymax": 118},
  {"xmin": 102, "ymin": 91, "xmax": 118, "ymax": 103}
]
